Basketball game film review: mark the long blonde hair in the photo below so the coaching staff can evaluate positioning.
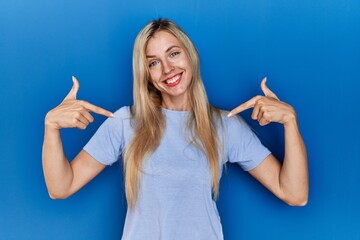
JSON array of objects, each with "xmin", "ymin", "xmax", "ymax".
[{"xmin": 124, "ymin": 19, "xmax": 221, "ymax": 208}]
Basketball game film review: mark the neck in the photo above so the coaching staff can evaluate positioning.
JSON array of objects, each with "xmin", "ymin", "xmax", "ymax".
[{"xmin": 161, "ymin": 94, "xmax": 191, "ymax": 111}]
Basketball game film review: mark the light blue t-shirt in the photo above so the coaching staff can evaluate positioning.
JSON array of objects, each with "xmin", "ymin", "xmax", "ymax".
[{"xmin": 84, "ymin": 106, "xmax": 270, "ymax": 240}]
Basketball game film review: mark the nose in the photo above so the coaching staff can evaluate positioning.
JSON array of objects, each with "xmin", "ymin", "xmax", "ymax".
[{"xmin": 162, "ymin": 60, "xmax": 174, "ymax": 75}]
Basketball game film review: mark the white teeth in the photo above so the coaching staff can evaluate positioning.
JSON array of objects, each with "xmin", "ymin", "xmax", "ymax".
[{"xmin": 166, "ymin": 74, "xmax": 180, "ymax": 84}]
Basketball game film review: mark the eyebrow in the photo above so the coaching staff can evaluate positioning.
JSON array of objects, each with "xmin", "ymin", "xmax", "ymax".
[{"xmin": 146, "ymin": 45, "xmax": 181, "ymax": 59}]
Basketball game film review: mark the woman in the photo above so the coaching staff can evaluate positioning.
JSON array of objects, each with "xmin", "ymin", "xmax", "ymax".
[{"xmin": 43, "ymin": 19, "xmax": 308, "ymax": 239}]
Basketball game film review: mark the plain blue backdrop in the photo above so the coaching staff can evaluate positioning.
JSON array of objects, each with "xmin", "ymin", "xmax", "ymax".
[{"xmin": 1, "ymin": 0, "xmax": 359, "ymax": 239}]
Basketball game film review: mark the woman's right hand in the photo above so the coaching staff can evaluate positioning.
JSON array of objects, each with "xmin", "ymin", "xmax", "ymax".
[{"xmin": 45, "ymin": 76, "xmax": 114, "ymax": 130}]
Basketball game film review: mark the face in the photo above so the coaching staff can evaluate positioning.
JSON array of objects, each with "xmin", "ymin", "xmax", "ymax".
[{"xmin": 145, "ymin": 30, "xmax": 193, "ymax": 108}]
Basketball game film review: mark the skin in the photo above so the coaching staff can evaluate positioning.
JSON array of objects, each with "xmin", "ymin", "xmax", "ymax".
[
  {"xmin": 146, "ymin": 31, "xmax": 193, "ymax": 111},
  {"xmin": 228, "ymin": 78, "xmax": 308, "ymax": 206},
  {"xmin": 42, "ymin": 76, "xmax": 110, "ymax": 198},
  {"xmin": 43, "ymin": 30, "xmax": 308, "ymax": 206}
]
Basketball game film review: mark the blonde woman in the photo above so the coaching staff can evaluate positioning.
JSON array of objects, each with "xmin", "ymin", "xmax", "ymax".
[{"xmin": 43, "ymin": 19, "xmax": 308, "ymax": 239}]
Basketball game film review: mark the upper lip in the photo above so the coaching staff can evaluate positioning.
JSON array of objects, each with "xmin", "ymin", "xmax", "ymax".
[{"xmin": 163, "ymin": 72, "xmax": 182, "ymax": 82}]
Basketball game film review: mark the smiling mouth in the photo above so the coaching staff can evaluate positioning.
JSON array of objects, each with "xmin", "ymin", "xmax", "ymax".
[{"xmin": 163, "ymin": 73, "xmax": 182, "ymax": 87}]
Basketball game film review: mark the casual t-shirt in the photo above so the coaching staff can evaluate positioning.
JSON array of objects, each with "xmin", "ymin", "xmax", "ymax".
[{"xmin": 84, "ymin": 106, "xmax": 270, "ymax": 240}]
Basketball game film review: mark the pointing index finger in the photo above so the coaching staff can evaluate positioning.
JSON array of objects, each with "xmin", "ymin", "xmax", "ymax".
[
  {"xmin": 82, "ymin": 101, "xmax": 115, "ymax": 118},
  {"xmin": 227, "ymin": 96, "xmax": 260, "ymax": 117}
]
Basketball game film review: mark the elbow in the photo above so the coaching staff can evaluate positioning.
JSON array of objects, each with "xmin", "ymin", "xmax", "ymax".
[
  {"xmin": 287, "ymin": 198, "xmax": 308, "ymax": 207},
  {"xmin": 284, "ymin": 194, "xmax": 308, "ymax": 207},
  {"xmin": 279, "ymin": 184, "xmax": 309, "ymax": 206},
  {"xmin": 48, "ymin": 190, "xmax": 70, "ymax": 200},
  {"xmin": 45, "ymin": 183, "xmax": 73, "ymax": 200}
]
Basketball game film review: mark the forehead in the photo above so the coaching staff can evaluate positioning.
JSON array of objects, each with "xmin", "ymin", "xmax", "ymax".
[{"xmin": 146, "ymin": 30, "xmax": 183, "ymax": 55}]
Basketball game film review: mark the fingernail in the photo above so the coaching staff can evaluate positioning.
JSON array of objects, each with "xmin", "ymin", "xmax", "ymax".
[
  {"xmin": 72, "ymin": 76, "xmax": 76, "ymax": 82},
  {"xmin": 227, "ymin": 112, "xmax": 233, "ymax": 117},
  {"xmin": 110, "ymin": 113, "xmax": 115, "ymax": 118}
]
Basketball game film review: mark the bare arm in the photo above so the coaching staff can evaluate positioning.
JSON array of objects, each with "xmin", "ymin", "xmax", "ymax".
[
  {"xmin": 228, "ymin": 78, "xmax": 308, "ymax": 206},
  {"xmin": 248, "ymin": 118, "xmax": 308, "ymax": 206},
  {"xmin": 42, "ymin": 76, "xmax": 113, "ymax": 199}
]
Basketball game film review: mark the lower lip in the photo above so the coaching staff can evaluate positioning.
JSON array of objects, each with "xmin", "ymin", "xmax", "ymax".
[{"xmin": 164, "ymin": 73, "xmax": 182, "ymax": 87}]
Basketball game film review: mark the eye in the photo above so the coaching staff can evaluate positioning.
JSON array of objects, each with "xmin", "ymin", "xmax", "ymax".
[
  {"xmin": 170, "ymin": 51, "xmax": 180, "ymax": 57},
  {"xmin": 149, "ymin": 60, "xmax": 159, "ymax": 68}
]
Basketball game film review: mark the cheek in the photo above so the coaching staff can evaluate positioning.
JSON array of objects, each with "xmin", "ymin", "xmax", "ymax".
[
  {"xmin": 179, "ymin": 56, "xmax": 192, "ymax": 72},
  {"xmin": 149, "ymin": 69, "xmax": 161, "ymax": 82},
  {"xmin": 180, "ymin": 60, "xmax": 193, "ymax": 78}
]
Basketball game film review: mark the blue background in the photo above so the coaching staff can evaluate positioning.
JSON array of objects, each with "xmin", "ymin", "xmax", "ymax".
[{"xmin": 1, "ymin": 0, "xmax": 359, "ymax": 239}]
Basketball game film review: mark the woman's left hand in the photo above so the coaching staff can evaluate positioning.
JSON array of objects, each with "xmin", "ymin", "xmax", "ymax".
[{"xmin": 227, "ymin": 77, "xmax": 296, "ymax": 126}]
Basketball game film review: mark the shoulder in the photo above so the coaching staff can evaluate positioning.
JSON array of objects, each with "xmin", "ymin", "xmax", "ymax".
[
  {"xmin": 107, "ymin": 106, "xmax": 132, "ymax": 124},
  {"xmin": 211, "ymin": 107, "xmax": 248, "ymax": 130},
  {"xmin": 113, "ymin": 106, "xmax": 132, "ymax": 118},
  {"xmin": 99, "ymin": 105, "xmax": 132, "ymax": 130}
]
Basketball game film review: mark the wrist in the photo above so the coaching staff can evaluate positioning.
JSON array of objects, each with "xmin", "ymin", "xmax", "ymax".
[
  {"xmin": 283, "ymin": 112, "xmax": 298, "ymax": 129},
  {"xmin": 44, "ymin": 113, "xmax": 60, "ymax": 131},
  {"xmin": 44, "ymin": 124, "xmax": 61, "ymax": 136},
  {"xmin": 283, "ymin": 107, "xmax": 298, "ymax": 128}
]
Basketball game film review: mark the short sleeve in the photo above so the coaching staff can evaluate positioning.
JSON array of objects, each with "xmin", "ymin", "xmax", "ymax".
[
  {"xmin": 225, "ymin": 115, "xmax": 271, "ymax": 171},
  {"xmin": 83, "ymin": 107, "xmax": 128, "ymax": 165}
]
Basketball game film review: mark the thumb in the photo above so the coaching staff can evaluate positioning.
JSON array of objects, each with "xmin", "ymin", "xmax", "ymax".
[
  {"xmin": 64, "ymin": 76, "xmax": 80, "ymax": 101},
  {"xmin": 260, "ymin": 77, "xmax": 279, "ymax": 100}
]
